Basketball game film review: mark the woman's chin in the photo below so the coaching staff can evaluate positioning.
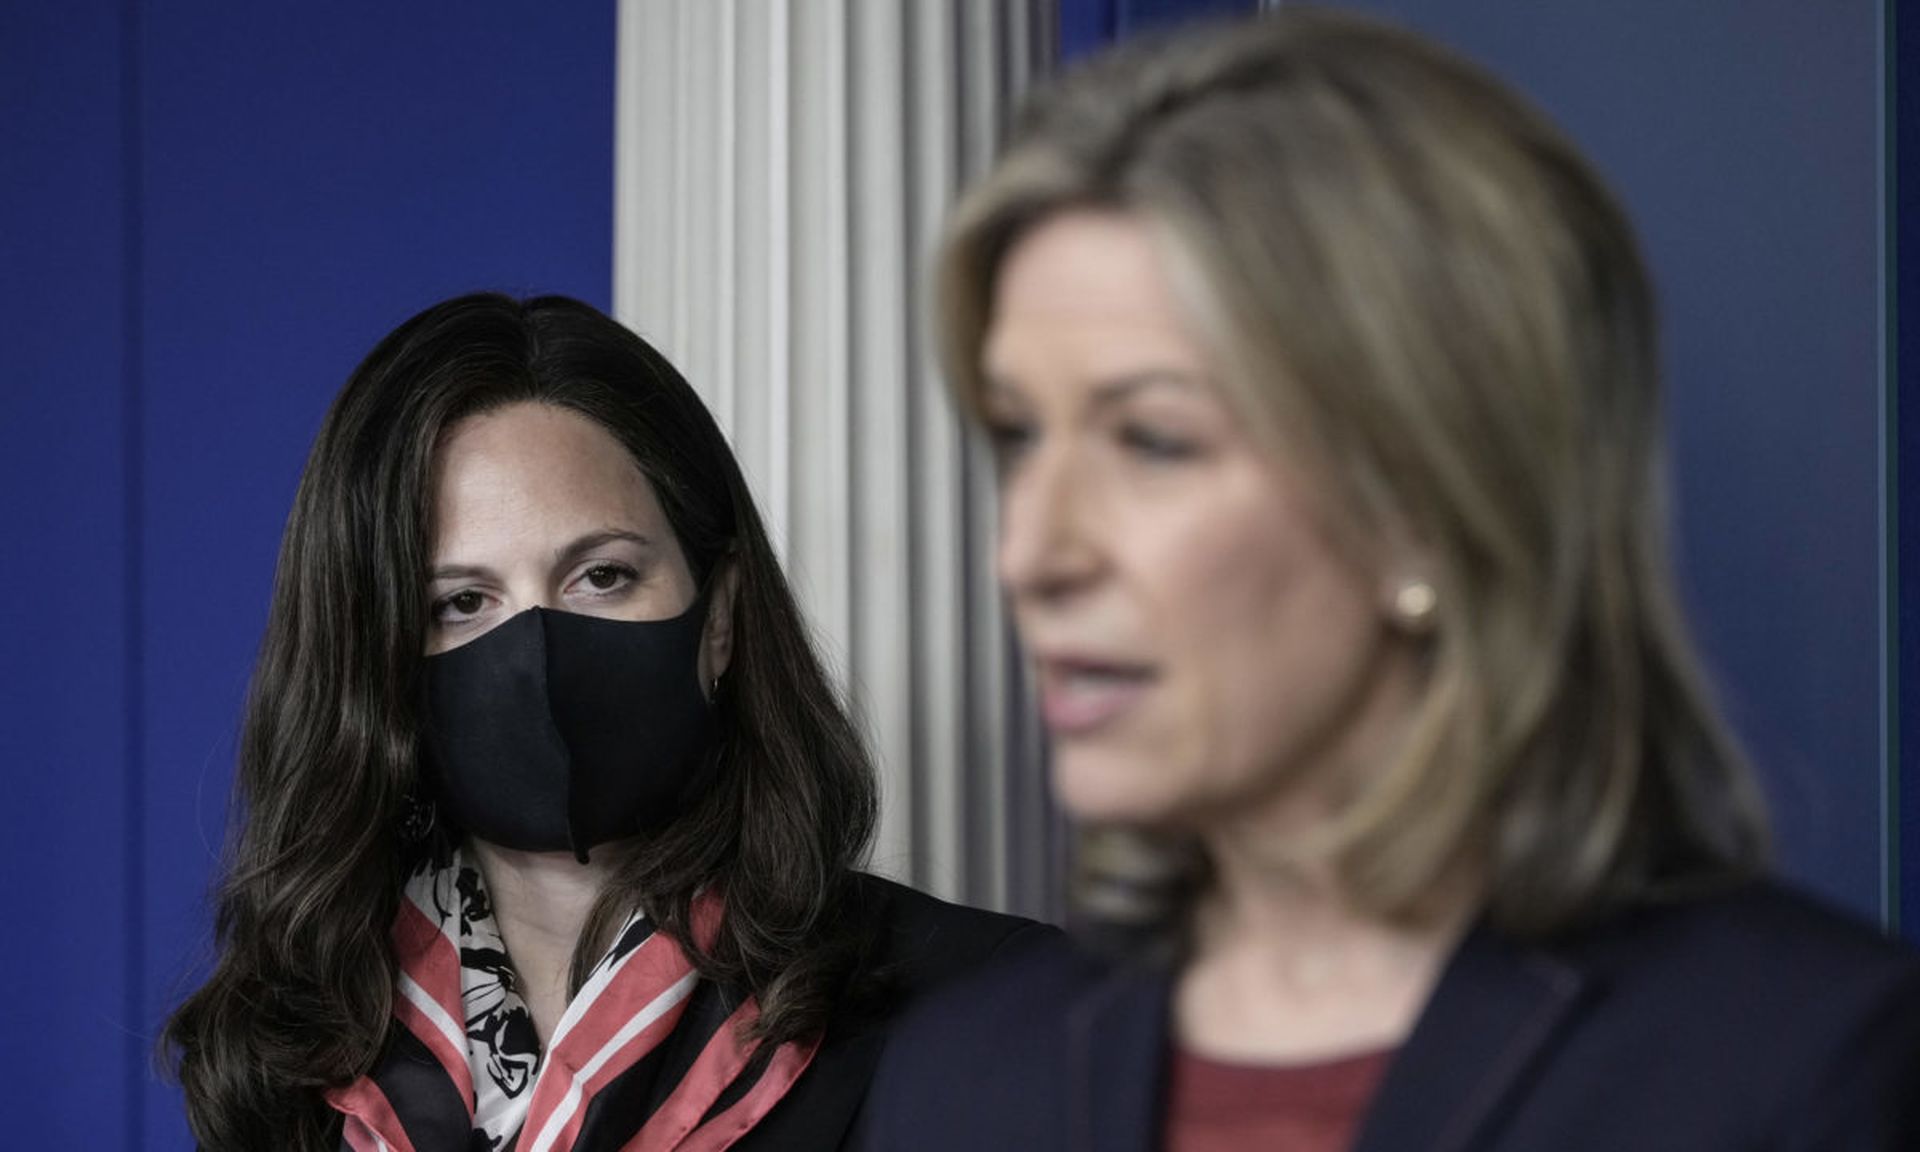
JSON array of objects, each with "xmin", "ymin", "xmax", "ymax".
[{"xmin": 1051, "ymin": 753, "xmax": 1188, "ymax": 829}]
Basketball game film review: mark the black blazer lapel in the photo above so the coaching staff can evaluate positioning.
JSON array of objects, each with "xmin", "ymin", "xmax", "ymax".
[
  {"xmin": 1353, "ymin": 924, "xmax": 1590, "ymax": 1152},
  {"xmin": 1067, "ymin": 965, "xmax": 1173, "ymax": 1152}
]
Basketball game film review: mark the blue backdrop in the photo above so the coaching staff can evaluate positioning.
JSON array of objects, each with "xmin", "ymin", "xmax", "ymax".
[
  {"xmin": 1, "ymin": 2, "xmax": 613, "ymax": 1146},
  {"xmin": 1895, "ymin": 0, "xmax": 1920, "ymax": 947},
  {"xmin": 1, "ymin": 0, "xmax": 1906, "ymax": 1146}
]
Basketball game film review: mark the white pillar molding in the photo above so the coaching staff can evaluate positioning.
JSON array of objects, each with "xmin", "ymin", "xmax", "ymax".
[{"xmin": 615, "ymin": 0, "xmax": 1060, "ymax": 918}]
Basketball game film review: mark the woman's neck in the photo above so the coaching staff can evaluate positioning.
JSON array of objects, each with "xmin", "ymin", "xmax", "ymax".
[
  {"xmin": 1173, "ymin": 828, "xmax": 1474, "ymax": 1065},
  {"xmin": 467, "ymin": 838, "xmax": 624, "ymax": 1047},
  {"xmin": 1168, "ymin": 621, "xmax": 1476, "ymax": 1063}
]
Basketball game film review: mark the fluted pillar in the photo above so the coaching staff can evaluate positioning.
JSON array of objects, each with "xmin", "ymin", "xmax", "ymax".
[{"xmin": 615, "ymin": 0, "xmax": 1060, "ymax": 918}]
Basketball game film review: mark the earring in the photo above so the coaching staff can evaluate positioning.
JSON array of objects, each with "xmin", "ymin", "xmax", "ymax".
[
  {"xmin": 398, "ymin": 789, "xmax": 437, "ymax": 843},
  {"xmin": 1390, "ymin": 580, "xmax": 1438, "ymax": 631}
]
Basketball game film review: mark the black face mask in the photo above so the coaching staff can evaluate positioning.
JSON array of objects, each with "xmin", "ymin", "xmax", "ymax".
[{"xmin": 421, "ymin": 598, "xmax": 715, "ymax": 863}]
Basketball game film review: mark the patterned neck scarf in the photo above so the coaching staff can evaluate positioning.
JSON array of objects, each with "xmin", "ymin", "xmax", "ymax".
[{"xmin": 327, "ymin": 847, "xmax": 818, "ymax": 1152}]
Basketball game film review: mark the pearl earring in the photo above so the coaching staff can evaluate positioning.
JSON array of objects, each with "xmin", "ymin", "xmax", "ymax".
[{"xmin": 1391, "ymin": 581, "xmax": 1437, "ymax": 630}]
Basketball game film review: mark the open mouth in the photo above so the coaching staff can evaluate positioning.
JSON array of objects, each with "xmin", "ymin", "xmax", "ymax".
[{"xmin": 1035, "ymin": 658, "xmax": 1156, "ymax": 735}]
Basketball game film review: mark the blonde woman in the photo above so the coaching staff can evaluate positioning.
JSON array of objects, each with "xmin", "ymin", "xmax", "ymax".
[{"xmin": 865, "ymin": 10, "xmax": 1920, "ymax": 1151}]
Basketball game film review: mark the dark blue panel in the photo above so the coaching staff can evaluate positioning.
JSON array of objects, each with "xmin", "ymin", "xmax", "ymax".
[
  {"xmin": 0, "ymin": 0, "xmax": 134, "ymax": 1146},
  {"xmin": 1062, "ymin": 0, "xmax": 1118, "ymax": 62},
  {"xmin": 1897, "ymin": 0, "xmax": 1919, "ymax": 942},
  {"xmin": 1065, "ymin": 0, "xmax": 1259, "ymax": 62},
  {"xmin": 1317, "ymin": 0, "xmax": 1891, "ymax": 922},
  {"xmin": 1116, "ymin": 0, "xmax": 1257, "ymax": 36},
  {"xmin": 130, "ymin": 3, "xmax": 617, "ymax": 1146}
]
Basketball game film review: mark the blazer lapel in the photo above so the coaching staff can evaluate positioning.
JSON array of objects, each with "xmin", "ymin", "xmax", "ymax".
[
  {"xmin": 1353, "ymin": 923, "xmax": 1591, "ymax": 1152},
  {"xmin": 1067, "ymin": 964, "xmax": 1173, "ymax": 1152}
]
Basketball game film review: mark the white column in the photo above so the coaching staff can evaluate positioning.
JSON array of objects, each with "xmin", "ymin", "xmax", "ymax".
[{"xmin": 615, "ymin": 0, "xmax": 1060, "ymax": 919}]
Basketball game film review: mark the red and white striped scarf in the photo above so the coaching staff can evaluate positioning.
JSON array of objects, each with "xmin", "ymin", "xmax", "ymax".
[{"xmin": 327, "ymin": 848, "xmax": 818, "ymax": 1152}]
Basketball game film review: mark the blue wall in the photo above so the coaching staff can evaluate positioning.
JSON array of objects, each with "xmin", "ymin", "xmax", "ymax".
[
  {"xmin": 1897, "ymin": 0, "xmax": 1918, "ymax": 936},
  {"xmin": 0, "ymin": 2, "xmax": 615, "ymax": 1145},
  {"xmin": 0, "ymin": 0, "xmax": 136, "ymax": 1141}
]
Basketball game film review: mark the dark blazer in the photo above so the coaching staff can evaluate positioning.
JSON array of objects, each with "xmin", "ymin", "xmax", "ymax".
[
  {"xmin": 861, "ymin": 880, "xmax": 1920, "ymax": 1151},
  {"xmin": 723, "ymin": 873, "xmax": 1059, "ymax": 1150}
]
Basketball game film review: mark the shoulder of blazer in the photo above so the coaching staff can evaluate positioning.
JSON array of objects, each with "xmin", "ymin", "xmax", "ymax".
[
  {"xmin": 1572, "ymin": 876, "xmax": 1916, "ymax": 974},
  {"xmin": 848, "ymin": 871, "xmax": 1065, "ymax": 998},
  {"xmin": 1572, "ymin": 878, "xmax": 1920, "ymax": 1146},
  {"xmin": 859, "ymin": 929, "xmax": 1168, "ymax": 1152},
  {"xmin": 729, "ymin": 877, "xmax": 1064, "ymax": 1152},
  {"xmin": 1357, "ymin": 877, "xmax": 1920, "ymax": 1152},
  {"xmin": 1547, "ymin": 877, "xmax": 1920, "ymax": 1073}
]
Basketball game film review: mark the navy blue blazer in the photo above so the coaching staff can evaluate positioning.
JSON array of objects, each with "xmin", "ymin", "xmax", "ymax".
[{"xmin": 860, "ymin": 880, "xmax": 1920, "ymax": 1151}]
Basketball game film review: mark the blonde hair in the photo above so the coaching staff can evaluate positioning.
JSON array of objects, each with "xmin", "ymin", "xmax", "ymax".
[{"xmin": 940, "ymin": 9, "xmax": 1767, "ymax": 945}]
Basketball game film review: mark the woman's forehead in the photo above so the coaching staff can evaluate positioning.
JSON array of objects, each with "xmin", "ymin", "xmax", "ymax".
[
  {"xmin": 429, "ymin": 404, "xmax": 669, "ymax": 554},
  {"xmin": 984, "ymin": 213, "xmax": 1214, "ymax": 397}
]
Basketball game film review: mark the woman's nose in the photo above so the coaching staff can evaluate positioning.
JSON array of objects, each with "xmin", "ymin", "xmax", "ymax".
[{"xmin": 997, "ymin": 446, "xmax": 1102, "ymax": 601}]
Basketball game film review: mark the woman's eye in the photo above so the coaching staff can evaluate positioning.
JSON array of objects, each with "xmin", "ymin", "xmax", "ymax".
[
  {"xmin": 984, "ymin": 418, "xmax": 1036, "ymax": 468},
  {"xmin": 577, "ymin": 563, "xmax": 637, "ymax": 595},
  {"xmin": 433, "ymin": 590, "xmax": 487, "ymax": 622},
  {"xmin": 1119, "ymin": 423, "xmax": 1199, "ymax": 461}
]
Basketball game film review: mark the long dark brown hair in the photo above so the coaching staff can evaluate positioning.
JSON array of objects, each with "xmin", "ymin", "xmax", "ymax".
[{"xmin": 164, "ymin": 293, "xmax": 879, "ymax": 1151}]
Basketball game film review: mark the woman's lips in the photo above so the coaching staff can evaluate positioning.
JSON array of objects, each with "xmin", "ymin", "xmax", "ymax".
[{"xmin": 1035, "ymin": 658, "xmax": 1156, "ymax": 735}]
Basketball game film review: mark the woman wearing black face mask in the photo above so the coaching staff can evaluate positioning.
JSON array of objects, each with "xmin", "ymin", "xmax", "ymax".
[{"xmin": 163, "ymin": 292, "xmax": 1053, "ymax": 1152}]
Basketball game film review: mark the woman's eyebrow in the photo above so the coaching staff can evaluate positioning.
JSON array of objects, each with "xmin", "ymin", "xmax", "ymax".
[
  {"xmin": 427, "ymin": 531, "xmax": 654, "ymax": 582},
  {"xmin": 1085, "ymin": 370, "xmax": 1203, "ymax": 413},
  {"xmin": 983, "ymin": 369, "xmax": 1202, "ymax": 412},
  {"xmin": 981, "ymin": 374, "xmax": 1027, "ymax": 409},
  {"xmin": 554, "ymin": 528, "xmax": 655, "ymax": 566},
  {"xmin": 427, "ymin": 562, "xmax": 493, "ymax": 582}
]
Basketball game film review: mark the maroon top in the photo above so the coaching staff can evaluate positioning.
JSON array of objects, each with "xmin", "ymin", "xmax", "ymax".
[{"xmin": 1162, "ymin": 1045, "xmax": 1395, "ymax": 1152}]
